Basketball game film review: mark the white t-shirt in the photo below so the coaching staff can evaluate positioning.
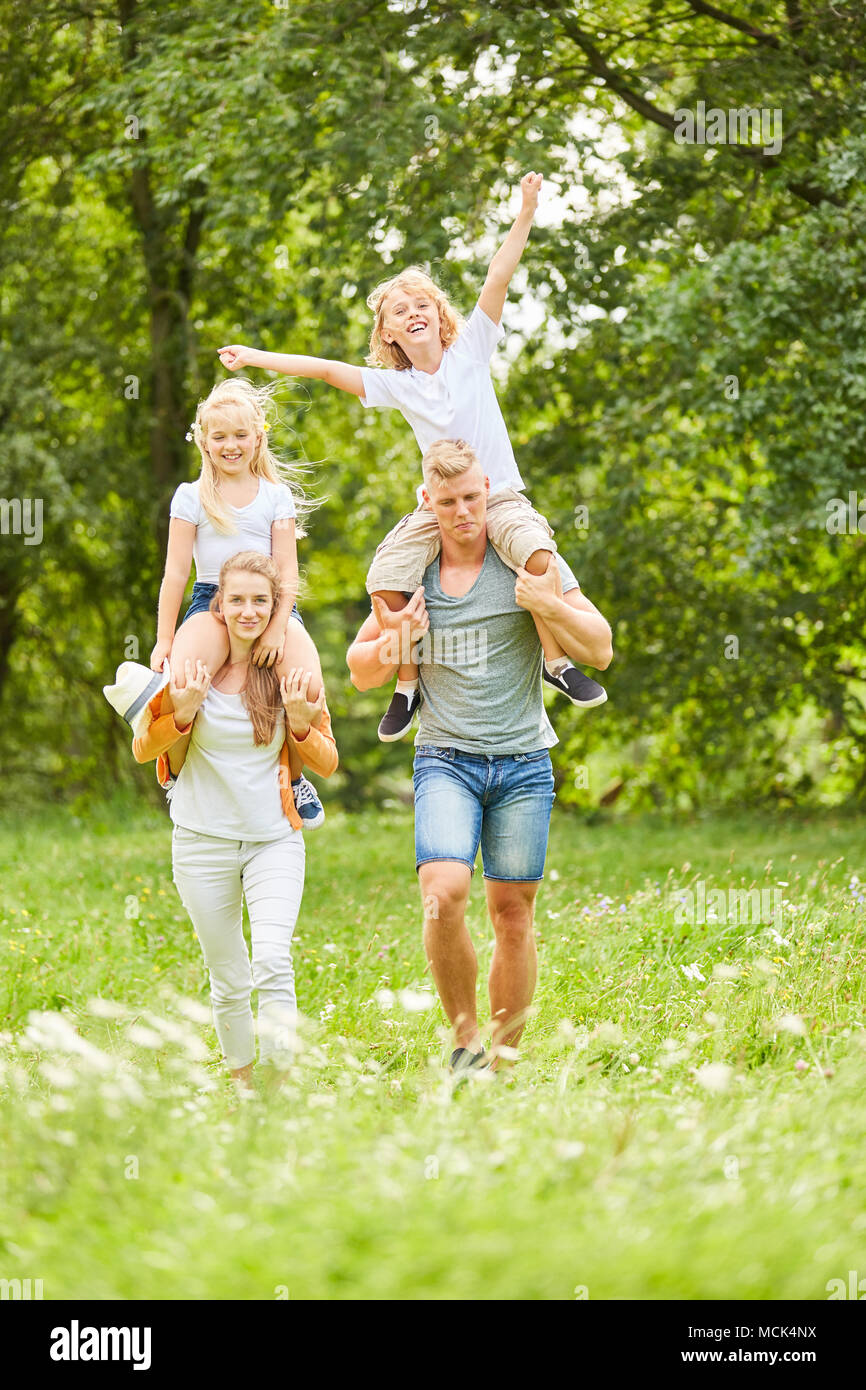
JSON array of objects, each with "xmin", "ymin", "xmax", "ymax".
[
  {"xmin": 358, "ymin": 301, "xmax": 524, "ymax": 497},
  {"xmin": 169, "ymin": 686, "xmax": 295, "ymax": 842},
  {"xmin": 170, "ymin": 477, "xmax": 295, "ymax": 584}
]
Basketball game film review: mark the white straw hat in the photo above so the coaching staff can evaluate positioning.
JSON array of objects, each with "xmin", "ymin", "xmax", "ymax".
[{"xmin": 103, "ymin": 661, "xmax": 171, "ymax": 739}]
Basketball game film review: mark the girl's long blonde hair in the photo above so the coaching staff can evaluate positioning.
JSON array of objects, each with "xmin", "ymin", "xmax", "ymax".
[
  {"xmin": 189, "ymin": 377, "xmax": 313, "ymax": 539},
  {"xmin": 214, "ymin": 550, "xmax": 284, "ymax": 747},
  {"xmin": 365, "ymin": 266, "xmax": 465, "ymax": 370}
]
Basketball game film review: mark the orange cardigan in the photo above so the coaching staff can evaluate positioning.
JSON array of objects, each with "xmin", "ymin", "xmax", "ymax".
[{"xmin": 132, "ymin": 686, "xmax": 338, "ymax": 832}]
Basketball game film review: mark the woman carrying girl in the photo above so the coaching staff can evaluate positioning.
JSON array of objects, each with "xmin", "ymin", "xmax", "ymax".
[
  {"xmin": 148, "ymin": 376, "xmax": 326, "ymax": 827},
  {"xmin": 129, "ymin": 550, "xmax": 338, "ymax": 1089},
  {"xmin": 217, "ymin": 171, "xmax": 608, "ymax": 743}
]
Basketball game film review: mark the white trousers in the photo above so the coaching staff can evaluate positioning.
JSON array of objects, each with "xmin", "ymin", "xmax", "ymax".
[{"xmin": 171, "ymin": 824, "xmax": 305, "ymax": 1069}]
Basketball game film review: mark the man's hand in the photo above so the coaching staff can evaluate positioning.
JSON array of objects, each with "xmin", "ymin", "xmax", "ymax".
[
  {"xmin": 218, "ymin": 344, "xmax": 260, "ymax": 371},
  {"xmin": 281, "ymin": 668, "xmax": 325, "ymax": 739},
  {"xmin": 370, "ymin": 587, "xmax": 429, "ymax": 664},
  {"xmin": 520, "ymin": 171, "xmax": 543, "ymax": 216},
  {"xmin": 168, "ymin": 658, "xmax": 211, "ymax": 726},
  {"xmin": 514, "ymin": 556, "xmax": 562, "ymax": 620}
]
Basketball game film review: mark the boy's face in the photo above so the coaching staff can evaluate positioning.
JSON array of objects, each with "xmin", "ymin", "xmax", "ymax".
[
  {"xmin": 381, "ymin": 285, "xmax": 441, "ymax": 357},
  {"xmin": 421, "ymin": 464, "xmax": 489, "ymax": 544}
]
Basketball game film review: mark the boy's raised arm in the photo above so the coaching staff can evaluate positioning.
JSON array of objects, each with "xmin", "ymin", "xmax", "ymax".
[
  {"xmin": 478, "ymin": 171, "xmax": 543, "ymax": 327},
  {"xmin": 218, "ymin": 345, "xmax": 364, "ymax": 397}
]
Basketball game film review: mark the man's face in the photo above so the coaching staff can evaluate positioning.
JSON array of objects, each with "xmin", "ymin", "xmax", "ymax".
[
  {"xmin": 422, "ymin": 465, "xmax": 489, "ymax": 543},
  {"xmin": 381, "ymin": 284, "xmax": 441, "ymax": 357}
]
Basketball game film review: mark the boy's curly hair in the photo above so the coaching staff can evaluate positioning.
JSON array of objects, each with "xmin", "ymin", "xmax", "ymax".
[{"xmin": 365, "ymin": 266, "xmax": 465, "ymax": 370}]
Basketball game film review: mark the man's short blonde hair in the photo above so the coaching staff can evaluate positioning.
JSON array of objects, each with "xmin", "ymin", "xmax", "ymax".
[{"xmin": 421, "ymin": 438, "xmax": 483, "ymax": 492}]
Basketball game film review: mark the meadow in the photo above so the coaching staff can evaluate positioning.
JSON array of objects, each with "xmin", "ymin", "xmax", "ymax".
[{"xmin": 1, "ymin": 799, "xmax": 864, "ymax": 1301}]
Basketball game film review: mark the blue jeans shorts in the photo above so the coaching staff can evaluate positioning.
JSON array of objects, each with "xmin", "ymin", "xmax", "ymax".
[
  {"xmin": 181, "ymin": 582, "xmax": 305, "ymax": 628},
  {"xmin": 413, "ymin": 745, "xmax": 555, "ymax": 882}
]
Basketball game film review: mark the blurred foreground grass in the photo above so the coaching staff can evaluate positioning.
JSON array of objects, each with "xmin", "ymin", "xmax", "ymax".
[{"xmin": 1, "ymin": 800, "xmax": 864, "ymax": 1299}]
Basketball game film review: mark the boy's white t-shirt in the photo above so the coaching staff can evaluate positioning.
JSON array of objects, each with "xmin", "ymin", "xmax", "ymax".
[
  {"xmin": 169, "ymin": 686, "xmax": 295, "ymax": 842},
  {"xmin": 358, "ymin": 301, "xmax": 525, "ymax": 497},
  {"xmin": 169, "ymin": 477, "xmax": 295, "ymax": 583}
]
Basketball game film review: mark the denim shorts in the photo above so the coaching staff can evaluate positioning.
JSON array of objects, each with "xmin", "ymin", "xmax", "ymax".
[
  {"xmin": 412, "ymin": 745, "xmax": 555, "ymax": 882},
  {"xmin": 180, "ymin": 582, "xmax": 304, "ymax": 628}
]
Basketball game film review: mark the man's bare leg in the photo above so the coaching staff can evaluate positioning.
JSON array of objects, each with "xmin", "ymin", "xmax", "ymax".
[
  {"xmin": 485, "ymin": 878, "xmax": 540, "ymax": 1062},
  {"xmin": 418, "ymin": 861, "xmax": 482, "ymax": 1053}
]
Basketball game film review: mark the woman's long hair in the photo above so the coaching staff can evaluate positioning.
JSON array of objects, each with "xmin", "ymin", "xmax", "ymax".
[
  {"xmin": 214, "ymin": 551, "xmax": 284, "ymax": 747},
  {"xmin": 190, "ymin": 377, "xmax": 313, "ymax": 541}
]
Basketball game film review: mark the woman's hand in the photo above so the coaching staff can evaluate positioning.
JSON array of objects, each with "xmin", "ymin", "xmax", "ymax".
[
  {"xmin": 218, "ymin": 344, "xmax": 259, "ymax": 372},
  {"xmin": 280, "ymin": 668, "xmax": 325, "ymax": 739},
  {"xmin": 150, "ymin": 638, "xmax": 173, "ymax": 673},
  {"xmin": 168, "ymin": 659, "xmax": 212, "ymax": 727},
  {"xmin": 251, "ymin": 620, "xmax": 285, "ymax": 668}
]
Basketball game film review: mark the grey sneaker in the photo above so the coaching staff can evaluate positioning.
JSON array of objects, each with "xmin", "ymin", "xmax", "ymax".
[{"xmin": 543, "ymin": 664, "xmax": 608, "ymax": 708}]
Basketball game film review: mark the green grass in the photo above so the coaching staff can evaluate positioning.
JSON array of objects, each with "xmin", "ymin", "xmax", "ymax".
[{"xmin": 1, "ymin": 799, "xmax": 865, "ymax": 1299}]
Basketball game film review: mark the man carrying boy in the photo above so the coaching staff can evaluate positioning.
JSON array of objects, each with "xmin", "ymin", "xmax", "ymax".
[{"xmin": 347, "ymin": 440, "xmax": 613, "ymax": 1071}]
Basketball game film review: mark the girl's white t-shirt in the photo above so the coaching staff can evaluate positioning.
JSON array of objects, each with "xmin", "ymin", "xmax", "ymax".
[
  {"xmin": 358, "ymin": 301, "xmax": 525, "ymax": 497},
  {"xmin": 169, "ymin": 686, "xmax": 294, "ymax": 842},
  {"xmin": 169, "ymin": 477, "xmax": 295, "ymax": 583}
]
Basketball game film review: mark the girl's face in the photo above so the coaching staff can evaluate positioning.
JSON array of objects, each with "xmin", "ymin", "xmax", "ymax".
[
  {"xmin": 219, "ymin": 570, "xmax": 275, "ymax": 643},
  {"xmin": 381, "ymin": 285, "xmax": 441, "ymax": 356},
  {"xmin": 203, "ymin": 407, "xmax": 260, "ymax": 478}
]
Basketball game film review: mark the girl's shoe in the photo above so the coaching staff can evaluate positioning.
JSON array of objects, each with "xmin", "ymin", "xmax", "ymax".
[
  {"xmin": 543, "ymin": 663, "xmax": 608, "ymax": 708},
  {"xmin": 291, "ymin": 776, "xmax": 325, "ymax": 829},
  {"xmin": 378, "ymin": 689, "xmax": 420, "ymax": 741}
]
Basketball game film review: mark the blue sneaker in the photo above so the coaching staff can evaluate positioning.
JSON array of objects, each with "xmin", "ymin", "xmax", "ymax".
[{"xmin": 291, "ymin": 776, "xmax": 325, "ymax": 830}]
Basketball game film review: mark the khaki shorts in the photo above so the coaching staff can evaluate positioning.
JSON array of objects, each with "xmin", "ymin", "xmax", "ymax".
[{"xmin": 365, "ymin": 487, "xmax": 557, "ymax": 594}]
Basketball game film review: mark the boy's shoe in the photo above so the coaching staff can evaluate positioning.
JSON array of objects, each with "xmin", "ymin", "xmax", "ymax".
[
  {"xmin": 543, "ymin": 663, "xmax": 608, "ymax": 708},
  {"xmin": 378, "ymin": 689, "xmax": 420, "ymax": 742},
  {"xmin": 449, "ymin": 1047, "xmax": 489, "ymax": 1075},
  {"xmin": 291, "ymin": 776, "xmax": 325, "ymax": 830}
]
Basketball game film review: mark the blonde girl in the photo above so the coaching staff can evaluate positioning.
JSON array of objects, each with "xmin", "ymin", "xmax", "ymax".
[{"xmin": 150, "ymin": 377, "xmax": 326, "ymax": 827}]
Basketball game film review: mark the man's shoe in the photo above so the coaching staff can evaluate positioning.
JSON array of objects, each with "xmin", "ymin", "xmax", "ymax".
[
  {"xmin": 378, "ymin": 689, "xmax": 420, "ymax": 742},
  {"xmin": 291, "ymin": 776, "xmax": 325, "ymax": 830},
  {"xmin": 543, "ymin": 664, "xmax": 608, "ymax": 708},
  {"xmin": 449, "ymin": 1047, "xmax": 489, "ymax": 1074}
]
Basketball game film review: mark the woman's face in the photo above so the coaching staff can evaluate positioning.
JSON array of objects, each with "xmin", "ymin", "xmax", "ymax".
[{"xmin": 219, "ymin": 569, "xmax": 274, "ymax": 642}]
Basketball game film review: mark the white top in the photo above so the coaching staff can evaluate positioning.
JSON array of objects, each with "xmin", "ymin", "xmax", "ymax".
[
  {"xmin": 359, "ymin": 301, "xmax": 524, "ymax": 498},
  {"xmin": 169, "ymin": 686, "xmax": 295, "ymax": 842},
  {"xmin": 170, "ymin": 477, "xmax": 295, "ymax": 584}
]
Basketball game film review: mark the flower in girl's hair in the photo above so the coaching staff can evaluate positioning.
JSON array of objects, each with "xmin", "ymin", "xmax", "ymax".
[
  {"xmin": 263, "ymin": 422, "xmax": 270, "ymax": 432},
  {"xmin": 185, "ymin": 422, "xmax": 196, "ymax": 441}
]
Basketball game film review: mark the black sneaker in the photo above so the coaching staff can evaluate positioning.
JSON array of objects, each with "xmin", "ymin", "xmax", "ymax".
[
  {"xmin": 378, "ymin": 688, "xmax": 420, "ymax": 742},
  {"xmin": 449, "ymin": 1047, "xmax": 489, "ymax": 1074},
  {"xmin": 291, "ymin": 776, "xmax": 325, "ymax": 830},
  {"xmin": 543, "ymin": 664, "xmax": 608, "ymax": 708}
]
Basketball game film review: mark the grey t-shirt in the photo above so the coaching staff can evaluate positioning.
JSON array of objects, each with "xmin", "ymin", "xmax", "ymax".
[{"xmin": 414, "ymin": 543, "xmax": 580, "ymax": 755}]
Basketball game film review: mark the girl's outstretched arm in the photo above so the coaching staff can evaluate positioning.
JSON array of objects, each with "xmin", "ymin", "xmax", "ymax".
[
  {"xmin": 151, "ymin": 519, "xmax": 196, "ymax": 671},
  {"xmin": 478, "ymin": 171, "xmax": 543, "ymax": 327},
  {"xmin": 218, "ymin": 345, "xmax": 364, "ymax": 397}
]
